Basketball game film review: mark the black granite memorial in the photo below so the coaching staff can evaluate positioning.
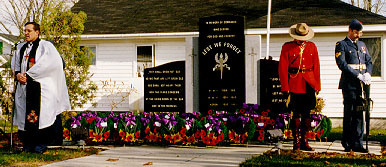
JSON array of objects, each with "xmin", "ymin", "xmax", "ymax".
[
  {"xmin": 259, "ymin": 57, "xmax": 287, "ymax": 113},
  {"xmin": 144, "ymin": 61, "xmax": 185, "ymax": 113},
  {"xmin": 199, "ymin": 15, "xmax": 245, "ymax": 114}
]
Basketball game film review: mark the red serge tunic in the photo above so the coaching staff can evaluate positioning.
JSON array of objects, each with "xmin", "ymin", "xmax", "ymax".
[{"xmin": 278, "ymin": 41, "xmax": 321, "ymax": 93}]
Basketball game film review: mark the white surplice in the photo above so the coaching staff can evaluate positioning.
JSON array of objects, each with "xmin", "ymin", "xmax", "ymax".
[{"xmin": 11, "ymin": 39, "xmax": 71, "ymax": 130}]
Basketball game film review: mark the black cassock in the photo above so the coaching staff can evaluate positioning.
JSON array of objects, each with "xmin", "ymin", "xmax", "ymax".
[{"xmin": 17, "ymin": 39, "xmax": 63, "ymax": 149}]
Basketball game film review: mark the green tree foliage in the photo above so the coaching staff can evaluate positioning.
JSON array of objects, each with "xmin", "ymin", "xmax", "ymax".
[
  {"xmin": 0, "ymin": 65, "xmax": 14, "ymax": 118},
  {"xmin": 40, "ymin": 3, "xmax": 97, "ymax": 109},
  {"xmin": 0, "ymin": 1, "xmax": 97, "ymax": 112}
]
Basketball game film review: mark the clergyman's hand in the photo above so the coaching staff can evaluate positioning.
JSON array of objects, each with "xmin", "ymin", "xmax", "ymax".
[{"xmin": 17, "ymin": 73, "xmax": 27, "ymax": 85}]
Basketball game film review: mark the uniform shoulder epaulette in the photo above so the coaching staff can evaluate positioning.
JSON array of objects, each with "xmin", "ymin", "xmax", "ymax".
[{"xmin": 336, "ymin": 40, "xmax": 346, "ymax": 46}]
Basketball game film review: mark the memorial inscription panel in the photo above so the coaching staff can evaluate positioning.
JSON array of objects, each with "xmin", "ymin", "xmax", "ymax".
[
  {"xmin": 144, "ymin": 61, "xmax": 185, "ymax": 113},
  {"xmin": 199, "ymin": 15, "xmax": 245, "ymax": 113},
  {"xmin": 259, "ymin": 59, "xmax": 287, "ymax": 113}
]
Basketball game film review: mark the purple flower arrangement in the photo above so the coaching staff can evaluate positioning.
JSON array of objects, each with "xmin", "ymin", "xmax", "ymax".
[{"xmin": 63, "ymin": 103, "xmax": 331, "ymax": 145}]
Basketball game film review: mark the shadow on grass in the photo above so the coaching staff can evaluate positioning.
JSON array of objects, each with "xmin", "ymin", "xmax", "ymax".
[
  {"xmin": 241, "ymin": 128, "xmax": 386, "ymax": 167},
  {"xmin": 240, "ymin": 150, "xmax": 386, "ymax": 167},
  {"xmin": 328, "ymin": 128, "xmax": 386, "ymax": 146}
]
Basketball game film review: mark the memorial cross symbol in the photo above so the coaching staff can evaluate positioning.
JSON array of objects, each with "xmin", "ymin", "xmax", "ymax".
[{"xmin": 248, "ymin": 48, "xmax": 257, "ymax": 86}]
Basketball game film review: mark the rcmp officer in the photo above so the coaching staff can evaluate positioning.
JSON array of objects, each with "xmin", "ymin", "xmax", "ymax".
[
  {"xmin": 279, "ymin": 23, "xmax": 321, "ymax": 151},
  {"xmin": 335, "ymin": 19, "xmax": 372, "ymax": 153}
]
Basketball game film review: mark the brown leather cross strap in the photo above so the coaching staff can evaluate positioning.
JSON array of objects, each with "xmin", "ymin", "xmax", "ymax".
[{"xmin": 289, "ymin": 42, "xmax": 307, "ymax": 78}]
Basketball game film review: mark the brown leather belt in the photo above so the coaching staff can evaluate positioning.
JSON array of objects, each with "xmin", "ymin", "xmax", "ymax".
[{"xmin": 288, "ymin": 67, "xmax": 313, "ymax": 74}]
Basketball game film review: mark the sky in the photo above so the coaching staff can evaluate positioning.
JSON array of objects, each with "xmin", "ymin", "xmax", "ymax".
[
  {"xmin": 0, "ymin": 0, "xmax": 76, "ymax": 35},
  {"xmin": 341, "ymin": 0, "xmax": 386, "ymax": 16}
]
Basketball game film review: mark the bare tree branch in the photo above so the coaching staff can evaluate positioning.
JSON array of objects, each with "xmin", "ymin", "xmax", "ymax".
[
  {"xmin": 0, "ymin": 0, "xmax": 75, "ymax": 35},
  {"xmin": 0, "ymin": 22, "xmax": 12, "ymax": 34},
  {"xmin": 344, "ymin": 0, "xmax": 385, "ymax": 14},
  {"xmin": 372, "ymin": 0, "xmax": 385, "ymax": 13}
]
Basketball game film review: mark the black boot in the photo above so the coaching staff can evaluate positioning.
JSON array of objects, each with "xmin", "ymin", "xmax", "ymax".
[
  {"xmin": 292, "ymin": 118, "xmax": 301, "ymax": 151},
  {"xmin": 300, "ymin": 118, "xmax": 315, "ymax": 151}
]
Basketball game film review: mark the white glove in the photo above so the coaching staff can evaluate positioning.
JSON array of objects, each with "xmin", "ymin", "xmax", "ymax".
[
  {"xmin": 357, "ymin": 73, "xmax": 365, "ymax": 82},
  {"xmin": 363, "ymin": 72, "xmax": 371, "ymax": 85}
]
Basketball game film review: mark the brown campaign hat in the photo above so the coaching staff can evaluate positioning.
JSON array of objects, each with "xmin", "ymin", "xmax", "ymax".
[{"xmin": 289, "ymin": 23, "xmax": 314, "ymax": 41}]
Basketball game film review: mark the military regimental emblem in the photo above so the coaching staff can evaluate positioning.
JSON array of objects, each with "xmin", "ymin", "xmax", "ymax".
[
  {"xmin": 213, "ymin": 53, "xmax": 230, "ymax": 79},
  {"xmin": 361, "ymin": 47, "xmax": 366, "ymax": 54},
  {"xmin": 335, "ymin": 52, "xmax": 341, "ymax": 58},
  {"xmin": 27, "ymin": 110, "xmax": 38, "ymax": 123}
]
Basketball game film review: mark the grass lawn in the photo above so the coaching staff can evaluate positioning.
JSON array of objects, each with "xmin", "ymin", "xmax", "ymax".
[
  {"xmin": 328, "ymin": 127, "xmax": 386, "ymax": 145},
  {"xmin": 1, "ymin": 125, "xmax": 386, "ymax": 167},
  {"xmin": 0, "ymin": 147, "xmax": 102, "ymax": 167},
  {"xmin": 240, "ymin": 150, "xmax": 386, "ymax": 167},
  {"xmin": 1, "ymin": 120, "xmax": 102, "ymax": 167},
  {"xmin": 240, "ymin": 128, "xmax": 386, "ymax": 167}
]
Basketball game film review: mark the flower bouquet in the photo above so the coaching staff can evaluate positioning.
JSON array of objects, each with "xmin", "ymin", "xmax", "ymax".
[
  {"xmin": 140, "ymin": 112, "xmax": 162, "ymax": 143},
  {"xmin": 152, "ymin": 112, "xmax": 185, "ymax": 145},
  {"xmin": 117, "ymin": 112, "xmax": 142, "ymax": 143},
  {"xmin": 311, "ymin": 114, "xmax": 332, "ymax": 141},
  {"xmin": 195, "ymin": 111, "xmax": 228, "ymax": 146},
  {"xmin": 226, "ymin": 112, "xmax": 255, "ymax": 144},
  {"xmin": 87, "ymin": 112, "xmax": 113, "ymax": 144},
  {"xmin": 179, "ymin": 112, "xmax": 203, "ymax": 145}
]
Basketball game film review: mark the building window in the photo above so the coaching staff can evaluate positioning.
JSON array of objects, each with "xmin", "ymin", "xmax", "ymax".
[
  {"xmin": 80, "ymin": 45, "xmax": 96, "ymax": 65},
  {"xmin": 137, "ymin": 45, "xmax": 154, "ymax": 77},
  {"xmin": 361, "ymin": 37, "xmax": 381, "ymax": 77},
  {"xmin": 0, "ymin": 42, "xmax": 3, "ymax": 55}
]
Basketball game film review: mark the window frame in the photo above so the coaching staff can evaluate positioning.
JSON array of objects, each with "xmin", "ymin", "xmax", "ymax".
[
  {"xmin": 360, "ymin": 36, "xmax": 382, "ymax": 78},
  {"xmin": 135, "ymin": 44, "xmax": 155, "ymax": 78},
  {"xmin": 80, "ymin": 45, "xmax": 97, "ymax": 66}
]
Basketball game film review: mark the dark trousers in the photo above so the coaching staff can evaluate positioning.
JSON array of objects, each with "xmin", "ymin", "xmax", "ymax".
[
  {"xmin": 19, "ymin": 115, "xmax": 63, "ymax": 153},
  {"xmin": 289, "ymin": 83, "xmax": 316, "ymax": 119},
  {"xmin": 289, "ymin": 84, "xmax": 316, "ymax": 150},
  {"xmin": 342, "ymin": 89, "xmax": 364, "ymax": 150}
]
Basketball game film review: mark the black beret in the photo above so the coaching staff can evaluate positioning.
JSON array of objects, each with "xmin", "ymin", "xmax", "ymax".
[{"xmin": 349, "ymin": 19, "xmax": 363, "ymax": 31}]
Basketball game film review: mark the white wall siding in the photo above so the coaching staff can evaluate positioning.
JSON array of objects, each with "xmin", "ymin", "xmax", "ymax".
[
  {"xmin": 260, "ymin": 32, "xmax": 386, "ymax": 118},
  {"xmin": 0, "ymin": 40, "xmax": 13, "ymax": 55},
  {"xmin": 76, "ymin": 30, "xmax": 386, "ymax": 118},
  {"xmin": 155, "ymin": 38, "xmax": 186, "ymax": 65},
  {"xmin": 78, "ymin": 38, "xmax": 187, "ymax": 112}
]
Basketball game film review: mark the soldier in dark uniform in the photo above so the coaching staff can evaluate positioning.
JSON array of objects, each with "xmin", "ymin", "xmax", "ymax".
[
  {"xmin": 335, "ymin": 19, "xmax": 372, "ymax": 153},
  {"xmin": 279, "ymin": 23, "xmax": 321, "ymax": 151}
]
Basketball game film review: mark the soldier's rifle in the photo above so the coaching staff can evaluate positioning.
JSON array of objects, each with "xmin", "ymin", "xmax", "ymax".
[{"xmin": 359, "ymin": 83, "xmax": 373, "ymax": 151}]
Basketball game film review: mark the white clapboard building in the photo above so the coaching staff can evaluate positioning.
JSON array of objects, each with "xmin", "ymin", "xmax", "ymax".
[
  {"xmin": 71, "ymin": 0, "xmax": 386, "ymax": 124},
  {"xmin": 0, "ymin": 33, "xmax": 17, "ymax": 65}
]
